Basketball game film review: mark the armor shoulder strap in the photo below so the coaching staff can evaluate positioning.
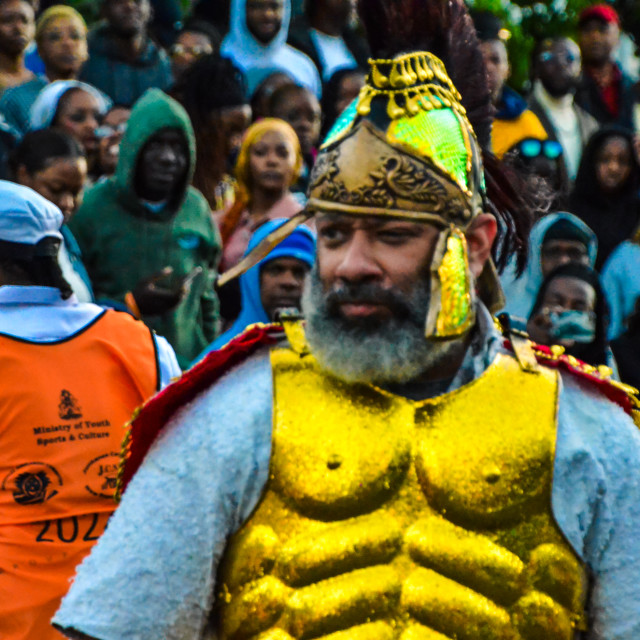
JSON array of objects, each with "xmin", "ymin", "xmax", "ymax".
[
  {"xmin": 496, "ymin": 313, "xmax": 639, "ymax": 423},
  {"xmin": 116, "ymin": 323, "xmax": 283, "ymax": 498},
  {"xmin": 278, "ymin": 310, "xmax": 309, "ymax": 356},
  {"xmin": 504, "ymin": 337, "xmax": 639, "ymax": 424},
  {"xmin": 529, "ymin": 342, "xmax": 640, "ymax": 425}
]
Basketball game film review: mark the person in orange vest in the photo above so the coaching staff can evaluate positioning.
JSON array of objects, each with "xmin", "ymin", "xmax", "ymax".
[{"xmin": 0, "ymin": 180, "xmax": 180, "ymax": 640}]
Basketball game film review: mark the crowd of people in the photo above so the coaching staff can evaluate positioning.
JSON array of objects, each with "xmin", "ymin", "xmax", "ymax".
[{"xmin": 1, "ymin": 0, "xmax": 640, "ymax": 638}]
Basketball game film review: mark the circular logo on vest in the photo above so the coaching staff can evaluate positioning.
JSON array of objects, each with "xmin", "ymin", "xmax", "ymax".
[
  {"xmin": 83, "ymin": 453, "xmax": 120, "ymax": 498},
  {"xmin": 2, "ymin": 462, "xmax": 63, "ymax": 505}
]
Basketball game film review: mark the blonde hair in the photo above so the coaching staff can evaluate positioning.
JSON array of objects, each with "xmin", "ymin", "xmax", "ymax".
[
  {"xmin": 36, "ymin": 5, "xmax": 87, "ymax": 45},
  {"xmin": 220, "ymin": 118, "xmax": 303, "ymax": 243}
]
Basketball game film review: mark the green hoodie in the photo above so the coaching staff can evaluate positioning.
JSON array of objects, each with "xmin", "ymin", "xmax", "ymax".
[{"xmin": 71, "ymin": 89, "xmax": 221, "ymax": 369}]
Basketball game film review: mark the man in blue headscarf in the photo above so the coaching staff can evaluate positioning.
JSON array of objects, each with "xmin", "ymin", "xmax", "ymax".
[{"xmin": 196, "ymin": 218, "xmax": 315, "ymax": 362}]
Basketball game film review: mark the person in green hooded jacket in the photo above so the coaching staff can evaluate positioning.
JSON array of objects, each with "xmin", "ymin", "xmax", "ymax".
[{"xmin": 69, "ymin": 88, "xmax": 221, "ymax": 369}]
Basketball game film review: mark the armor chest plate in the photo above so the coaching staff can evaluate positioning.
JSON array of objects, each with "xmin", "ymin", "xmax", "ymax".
[{"xmin": 217, "ymin": 347, "xmax": 587, "ymax": 640}]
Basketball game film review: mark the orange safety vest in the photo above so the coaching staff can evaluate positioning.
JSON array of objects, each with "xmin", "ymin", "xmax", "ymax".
[{"xmin": 0, "ymin": 309, "xmax": 159, "ymax": 640}]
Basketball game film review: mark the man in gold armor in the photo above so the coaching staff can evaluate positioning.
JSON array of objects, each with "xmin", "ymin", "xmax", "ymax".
[{"xmin": 55, "ymin": 1, "xmax": 640, "ymax": 639}]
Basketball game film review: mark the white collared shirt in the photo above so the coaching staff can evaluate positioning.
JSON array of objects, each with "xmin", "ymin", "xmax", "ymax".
[{"xmin": 0, "ymin": 285, "xmax": 180, "ymax": 387}]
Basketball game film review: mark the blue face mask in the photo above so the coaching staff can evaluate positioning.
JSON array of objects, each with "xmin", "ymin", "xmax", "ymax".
[{"xmin": 548, "ymin": 310, "xmax": 596, "ymax": 343}]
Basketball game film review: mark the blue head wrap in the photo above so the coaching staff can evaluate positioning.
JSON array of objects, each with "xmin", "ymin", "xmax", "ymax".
[{"xmin": 194, "ymin": 219, "xmax": 315, "ymax": 363}]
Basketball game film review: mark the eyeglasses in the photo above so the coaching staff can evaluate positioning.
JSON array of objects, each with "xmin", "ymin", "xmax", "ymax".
[
  {"xmin": 538, "ymin": 51, "xmax": 579, "ymax": 65},
  {"xmin": 170, "ymin": 43, "xmax": 213, "ymax": 58},
  {"xmin": 95, "ymin": 123, "xmax": 127, "ymax": 138},
  {"xmin": 517, "ymin": 138, "xmax": 563, "ymax": 160}
]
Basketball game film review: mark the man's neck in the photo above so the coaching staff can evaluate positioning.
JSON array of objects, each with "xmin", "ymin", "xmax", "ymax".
[
  {"xmin": 381, "ymin": 338, "xmax": 468, "ymax": 401},
  {"xmin": 107, "ymin": 29, "xmax": 146, "ymax": 61},
  {"xmin": 0, "ymin": 51, "xmax": 26, "ymax": 75},
  {"xmin": 584, "ymin": 59, "xmax": 615, "ymax": 83},
  {"xmin": 0, "ymin": 268, "xmax": 34, "ymax": 288},
  {"xmin": 383, "ymin": 305, "xmax": 500, "ymax": 401},
  {"xmin": 491, "ymin": 88, "xmax": 504, "ymax": 109},
  {"xmin": 311, "ymin": 11, "xmax": 346, "ymax": 37},
  {"xmin": 45, "ymin": 66, "xmax": 78, "ymax": 82}
]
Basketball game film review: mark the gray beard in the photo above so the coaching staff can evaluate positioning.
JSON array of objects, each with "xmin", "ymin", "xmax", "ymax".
[{"xmin": 302, "ymin": 268, "xmax": 464, "ymax": 385}]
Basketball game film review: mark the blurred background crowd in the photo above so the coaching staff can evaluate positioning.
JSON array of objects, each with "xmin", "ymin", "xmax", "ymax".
[{"xmin": 0, "ymin": 0, "xmax": 639, "ymax": 385}]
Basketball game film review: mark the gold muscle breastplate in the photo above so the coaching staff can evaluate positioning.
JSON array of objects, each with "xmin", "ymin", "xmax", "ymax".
[{"xmin": 217, "ymin": 335, "xmax": 587, "ymax": 640}]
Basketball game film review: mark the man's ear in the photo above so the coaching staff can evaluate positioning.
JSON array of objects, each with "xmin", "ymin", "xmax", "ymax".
[
  {"xmin": 16, "ymin": 165, "xmax": 32, "ymax": 189},
  {"xmin": 465, "ymin": 213, "xmax": 497, "ymax": 278}
]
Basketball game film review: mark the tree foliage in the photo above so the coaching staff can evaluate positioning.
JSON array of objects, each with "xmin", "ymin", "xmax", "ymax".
[{"xmin": 466, "ymin": 0, "xmax": 636, "ymax": 90}]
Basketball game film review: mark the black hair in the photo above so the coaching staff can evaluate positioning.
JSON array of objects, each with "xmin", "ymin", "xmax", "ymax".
[
  {"xmin": 268, "ymin": 83, "xmax": 316, "ymax": 116},
  {"xmin": 304, "ymin": 0, "xmax": 325, "ymax": 20},
  {"xmin": 171, "ymin": 53, "xmax": 246, "ymax": 113},
  {"xmin": 0, "ymin": 251, "xmax": 73, "ymax": 300},
  {"xmin": 250, "ymin": 72, "xmax": 295, "ymax": 120},
  {"xmin": 573, "ymin": 126, "xmax": 640, "ymax": 199},
  {"xmin": 321, "ymin": 67, "xmax": 366, "ymax": 137},
  {"xmin": 530, "ymin": 262, "xmax": 610, "ymax": 366},
  {"xmin": 569, "ymin": 125, "xmax": 640, "ymax": 268},
  {"xmin": 178, "ymin": 18, "xmax": 221, "ymax": 49},
  {"xmin": 9, "ymin": 128, "xmax": 85, "ymax": 177},
  {"xmin": 170, "ymin": 54, "xmax": 247, "ymax": 204},
  {"xmin": 51, "ymin": 87, "xmax": 87, "ymax": 127},
  {"xmin": 468, "ymin": 9, "xmax": 503, "ymax": 42}
]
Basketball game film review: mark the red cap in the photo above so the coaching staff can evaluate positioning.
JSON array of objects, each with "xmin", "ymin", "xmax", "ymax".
[{"xmin": 578, "ymin": 4, "xmax": 620, "ymax": 27}]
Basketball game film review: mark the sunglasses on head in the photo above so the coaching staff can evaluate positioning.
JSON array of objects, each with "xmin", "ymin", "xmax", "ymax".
[
  {"xmin": 170, "ymin": 43, "xmax": 214, "ymax": 58},
  {"xmin": 95, "ymin": 122, "xmax": 127, "ymax": 138},
  {"xmin": 538, "ymin": 51, "xmax": 579, "ymax": 65},
  {"xmin": 517, "ymin": 138, "xmax": 563, "ymax": 160}
]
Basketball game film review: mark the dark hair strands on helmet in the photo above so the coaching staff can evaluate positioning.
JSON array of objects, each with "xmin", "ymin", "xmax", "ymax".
[{"xmin": 356, "ymin": 0, "xmax": 537, "ymax": 275}]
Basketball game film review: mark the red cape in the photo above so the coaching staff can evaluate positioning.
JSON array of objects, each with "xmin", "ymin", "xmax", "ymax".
[
  {"xmin": 116, "ymin": 326, "xmax": 638, "ymax": 497},
  {"xmin": 504, "ymin": 339, "xmax": 639, "ymax": 418},
  {"xmin": 116, "ymin": 324, "xmax": 282, "ymax": 497}
]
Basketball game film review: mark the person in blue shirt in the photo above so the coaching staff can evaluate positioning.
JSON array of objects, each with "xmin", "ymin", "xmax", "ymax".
[
  {"xmin": 601, "ymin": 239, "xmax": 640, "ymax": 340},
  {"xmin": 0, "ymin": 5, "xmax": 90, "ymax": 137},
  {"xmin": 79, "ymin": 0, "xmax": 173, "ymax": 106},
  {"xmin": 196, "ymin": 218, "xmax": 315, "ymax": 362},
  {"xmin": 0, "ymin": 179, "xmax": 180, "ymax": 384}
]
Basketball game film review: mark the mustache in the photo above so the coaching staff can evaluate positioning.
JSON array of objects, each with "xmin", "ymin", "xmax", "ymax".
[{"xmin": 323, "ymin": 282, "xmax": 422, "ymax": 321}]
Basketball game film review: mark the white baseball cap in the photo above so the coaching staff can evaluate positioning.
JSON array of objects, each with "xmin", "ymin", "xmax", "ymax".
[{"xmin": 0, "ymin": 181, "xmax": 63, "ymax": 259}]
